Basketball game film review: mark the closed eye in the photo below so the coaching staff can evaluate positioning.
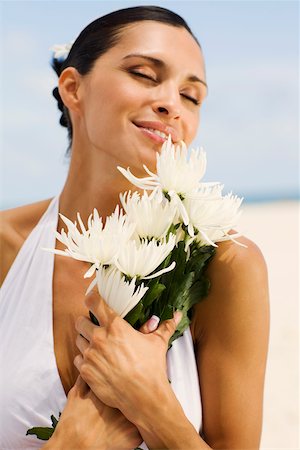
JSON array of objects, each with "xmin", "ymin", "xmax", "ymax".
[
  {"xmin": 129, "ymin": 69, "xmax": 200, "ymax": 105},
  {"xmin": 181, "ymin": 93, "xmax": 200, "ymax": 106},
  {"xmin": 129, "ymin": 70, "xmax": 158, "ymax": 83}
]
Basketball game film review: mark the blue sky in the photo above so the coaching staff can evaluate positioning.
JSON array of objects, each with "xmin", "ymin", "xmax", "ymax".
[{"xmin": 1, "ymin": 0, "xmax": 299, "ymax": 208}]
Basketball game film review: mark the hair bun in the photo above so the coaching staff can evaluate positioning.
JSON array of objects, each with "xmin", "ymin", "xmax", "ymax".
[
  {"xmin": 51, "ymin": 58, "xmax": 64, "ymax": 77},
  {"xmin": 52, "ymin": 87, "xmax": 68, "ymax": 128}
]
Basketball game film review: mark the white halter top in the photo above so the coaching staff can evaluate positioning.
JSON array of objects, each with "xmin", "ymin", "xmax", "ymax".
[{"xmin": 0, "ymin": 196, "xmax": 202, "ymax": 449}]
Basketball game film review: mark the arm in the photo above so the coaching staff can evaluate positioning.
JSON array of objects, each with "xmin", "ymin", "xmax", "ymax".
[
  {"xmin": 191, "ymin": 237, "xmax": 270, "ymax": 448},
  {"xmin": 75, "ymin": 237, "xmax": 269, "ymax": 450},
  {"xmin": 42, "ymin": 376, "xmax": 142, "ymax": 450},
  {"xmin": 0, "ymin": 210, "xmax": 142, "ymax": 450},
  {"xmin": 75, "ymin": 295, "xmax": 210, "ymax": 449},
  {"xmin": 127, "ymin": 392, "xmax": 211, "ymax": 449},
  {"xmin": 43, "ymin": 313, "xmax": 161, "ymax": 450}
]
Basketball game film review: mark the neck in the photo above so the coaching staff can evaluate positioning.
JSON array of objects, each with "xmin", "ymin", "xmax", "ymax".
[{"xmin": 58, "ymin": 144, "xmax": 141, "ymax": 229}]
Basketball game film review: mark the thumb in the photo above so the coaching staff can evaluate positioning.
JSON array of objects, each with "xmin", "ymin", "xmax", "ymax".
[{"xmin": 154, "ymin": 310, "xmax": 182, "ymax": 343}]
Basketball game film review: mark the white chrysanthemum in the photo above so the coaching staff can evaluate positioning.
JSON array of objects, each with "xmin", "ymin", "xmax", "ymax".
[
  {"xmin": 117, "ymin": 135, "xmax": 207, "ymax": 195},
  {"xmin": 86, "ymin": 267, "xmax": 148, "ymax": 318},
  {"xmin": 50, "ymin": 42, "xmax": 74, "ymax": 60},
  {"xmin": 183, "ymin": 191, "xmax": 244, "ymax": 247},
  {"xmin": 120, "ymin": 189, "xmax": 177, "ymax": 240},
  {"xmin": 47, "ymin": 206, "xmax": 135, "ymax": 278},
  {"xmin": 186, "ymin": 183, "xmax": 224, "ymax": 200},
  {"xmin": 114, "ymin": 234, "xmax": 176, "ymax": 279},
  {"xmin": 117, "ymin": 136, "xmax": 218, "ymax": 226}
]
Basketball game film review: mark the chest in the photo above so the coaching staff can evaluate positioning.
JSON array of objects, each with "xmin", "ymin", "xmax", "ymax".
[
  {"xmin": 52, "ymin": 255, "xmax": 200, "ymax": 396},
  {"xmin": 52, "ymin": 256, "xmax": 91, "ymax": 395}
]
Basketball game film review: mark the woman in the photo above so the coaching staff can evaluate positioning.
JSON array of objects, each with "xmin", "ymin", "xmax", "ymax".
[{"xmin": 0, "ymin": 6, "xmax": 269, "ymax": 449}]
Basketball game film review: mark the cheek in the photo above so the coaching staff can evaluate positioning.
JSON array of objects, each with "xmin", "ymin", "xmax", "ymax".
[
  {"xmin": 86, "ymin": 83, "xmax": 144, "ymax": 131},
  {"xmin": 184, "ymin": 112, "xmax": 200, "ymax": 145},
  {"xmin": 81, "ymin": 100, "xmax": 123, "ymax": 148}
]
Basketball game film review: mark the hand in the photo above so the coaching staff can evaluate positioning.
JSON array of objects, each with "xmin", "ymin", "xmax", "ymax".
[
  {"xmin": 43, "ymin": 376, "xmax": 142, "ymax": 450},
  {"xmin": 74, "ymin": 292, "xmax": 182, "ymax": 423}
]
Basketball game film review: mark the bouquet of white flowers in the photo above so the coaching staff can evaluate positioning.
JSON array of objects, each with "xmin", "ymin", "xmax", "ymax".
[
  {"xmin": 27, "ymin": 137, "xmax": 243, "ymax": 443},
  {"xmin": 48, "ymin": 136, "xmax": 243, "ymax": 345}
]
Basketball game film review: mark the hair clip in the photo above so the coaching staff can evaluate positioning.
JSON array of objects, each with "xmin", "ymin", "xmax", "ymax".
[{"xmin": 50, "ymin": 41, "xmax": 74, "ymax": 61}]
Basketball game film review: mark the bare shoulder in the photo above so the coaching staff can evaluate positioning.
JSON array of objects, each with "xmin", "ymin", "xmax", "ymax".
[
  {"xmin": 0, "ymin": 199, "xmax": 52, "ymax": 286},
  {"xmin": 190, "ymin": 236, "xmax": 270, "ymax": 446},
  {"xmin": 208, "ymin": 234, "xmax": 268, "ymax": 289},
  {"xmin": 191, "ymin": 235, "xmax": 269, "ymax": 343}
]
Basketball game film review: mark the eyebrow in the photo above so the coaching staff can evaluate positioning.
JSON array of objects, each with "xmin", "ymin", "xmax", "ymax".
[{"xmin": 122, "ymin": 53, "xmax": 208, "ymax": 89}]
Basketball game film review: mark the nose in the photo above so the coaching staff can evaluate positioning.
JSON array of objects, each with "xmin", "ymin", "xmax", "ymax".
[{"xmin": 152, "ymin": 84, "xmax": 181, "ymax": 120}]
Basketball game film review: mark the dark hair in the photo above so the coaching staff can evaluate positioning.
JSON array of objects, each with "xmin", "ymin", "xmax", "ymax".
[{"xmin": 51, "ymin": 5, "xmax": 200, "ymax": 151}]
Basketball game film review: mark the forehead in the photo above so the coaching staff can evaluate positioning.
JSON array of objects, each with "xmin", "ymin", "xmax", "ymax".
[{"xmin": 96, "ymin": 21, "xmax": 206, "ymax": 80}]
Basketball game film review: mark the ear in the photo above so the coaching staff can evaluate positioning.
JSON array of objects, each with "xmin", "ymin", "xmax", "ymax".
[{"xmin": 58, "ymin": 67, "xmax": 82, "ymax": 113}]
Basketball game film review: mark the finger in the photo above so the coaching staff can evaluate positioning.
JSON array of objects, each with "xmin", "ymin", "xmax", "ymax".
[
  {"xmin": 76, "ymin": 333, "xmax": 89, "ymax": 355},
  {"xmin": 74, "ymin": 375, "xmax": 89, "ymax": 397},
  {"xmin": 75, "ymin": 315, "xmax": 95, "ymax": 341},
  {"xmin": 85, "ymin": 291, "xmax": 118, "ymax": 326},
  {"xmin": 154, "ymin": 310, "xmax": 182, "ymax": 342},
  {"xmin": 139, "ymin": 315, "xmax": 160, "ymax": 334},
  {"xmin": 74, "ymin": 354, "xmax": 84, "ymax": 372},
  {"xmin": 70, "ymin": 375, "xmax": 89, "ymax": 398}
]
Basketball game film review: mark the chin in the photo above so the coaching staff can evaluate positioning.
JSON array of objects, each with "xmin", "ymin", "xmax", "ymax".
[
  {"xmin": 118, "ymin": 137, "xmax": 160, "ymax": 175},
  {"xmin": 138, "ymin": 148, "xmax": 159, "ymax": 174}
]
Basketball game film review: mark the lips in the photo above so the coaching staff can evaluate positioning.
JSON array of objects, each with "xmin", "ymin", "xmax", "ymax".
[{"xmin": 133, "ymin": 120, "xmax": 180, "ymax": 144}]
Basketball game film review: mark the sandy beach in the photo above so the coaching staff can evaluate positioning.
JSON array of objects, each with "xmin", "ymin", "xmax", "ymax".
[{"xmin": 238, "ymin": 201, "xmax": 299, "ymax": 449}]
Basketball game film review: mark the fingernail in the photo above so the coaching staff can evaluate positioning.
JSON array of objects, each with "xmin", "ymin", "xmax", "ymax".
[
  {"xmin": 173, "ymin": 310, "xmax": 182, "ymax": 326},
  {"xmin": 147, "ymin": 315, "xmax": 160, "ymax": 332}
]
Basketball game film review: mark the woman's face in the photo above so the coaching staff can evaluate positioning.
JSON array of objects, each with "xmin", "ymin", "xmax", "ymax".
[{"xmin": 76, "ymin": 21, "xmax": 207, "ymax": 173}]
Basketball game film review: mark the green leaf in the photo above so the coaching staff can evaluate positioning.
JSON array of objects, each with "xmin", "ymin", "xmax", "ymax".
[
  {"xmin": 142, "ymin": 283, "xmax": 166, "ymax": 309},
  {"xmin": 50, "ymin": 414, "xmax": 59, "ymax": 429},
  {"xmin": 124, "ymin": 300, "xmax": 144, "ymax": 327},
  {"xmin": 159, "ymin": 303, "xmax": 174, "ymax": 322},
  {"xmin": 158, "ymin": 271, "xmax": 195, "ymax": 315},
  {"xmin": 187, "ymin": 245, "xmax": 214, "ymax": 268},
  {"xmin": 109, "ymin": 241, "xmax": 215, "ymax": 349},
  {"xmin": 188, "ymin": 277, "xmax": 211, "ymax": 306},
  {"xmin": 26, "ymin": 427, "xmax": 54, "ymax": 441}
]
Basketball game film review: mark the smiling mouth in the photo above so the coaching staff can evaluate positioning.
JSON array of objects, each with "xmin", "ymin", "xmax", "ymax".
[
  {"xmin": 143, "ymin": 128, "xmax": 169, "ymax": 140},
  {"xmin": 133, "ymin": 123, "xmax": 173, "ymax": 145}
]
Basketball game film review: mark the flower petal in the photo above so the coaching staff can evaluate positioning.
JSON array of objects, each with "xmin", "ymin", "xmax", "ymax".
[
  {"xmin": 84, "ymin": 263, "xmax": 97, "ymax": 279},
  {"xmin": 143, "ymin": 260, "xmax": 176, "ymax": 279},
  {"xmin": 85, "ymin": 276, "xmax": 97, "ymax": 295}
]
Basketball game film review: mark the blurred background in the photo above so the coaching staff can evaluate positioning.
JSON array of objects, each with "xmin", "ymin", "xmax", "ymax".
[
  {"xmin": 1, "ymin": 1, "xmax": 299, "ymax": 448},
  {"xmin": 1, "ymin": 0, "xmax": 298, "ymax": 207}
]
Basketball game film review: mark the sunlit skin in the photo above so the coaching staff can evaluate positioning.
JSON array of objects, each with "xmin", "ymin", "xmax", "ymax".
[
  {"xmin": 58, "ymin": 21, "xmax": 207, "ymax": 226},
  {"xmin": 0, "ymin": 21, "xmax": 269, "ymax": 450}
]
